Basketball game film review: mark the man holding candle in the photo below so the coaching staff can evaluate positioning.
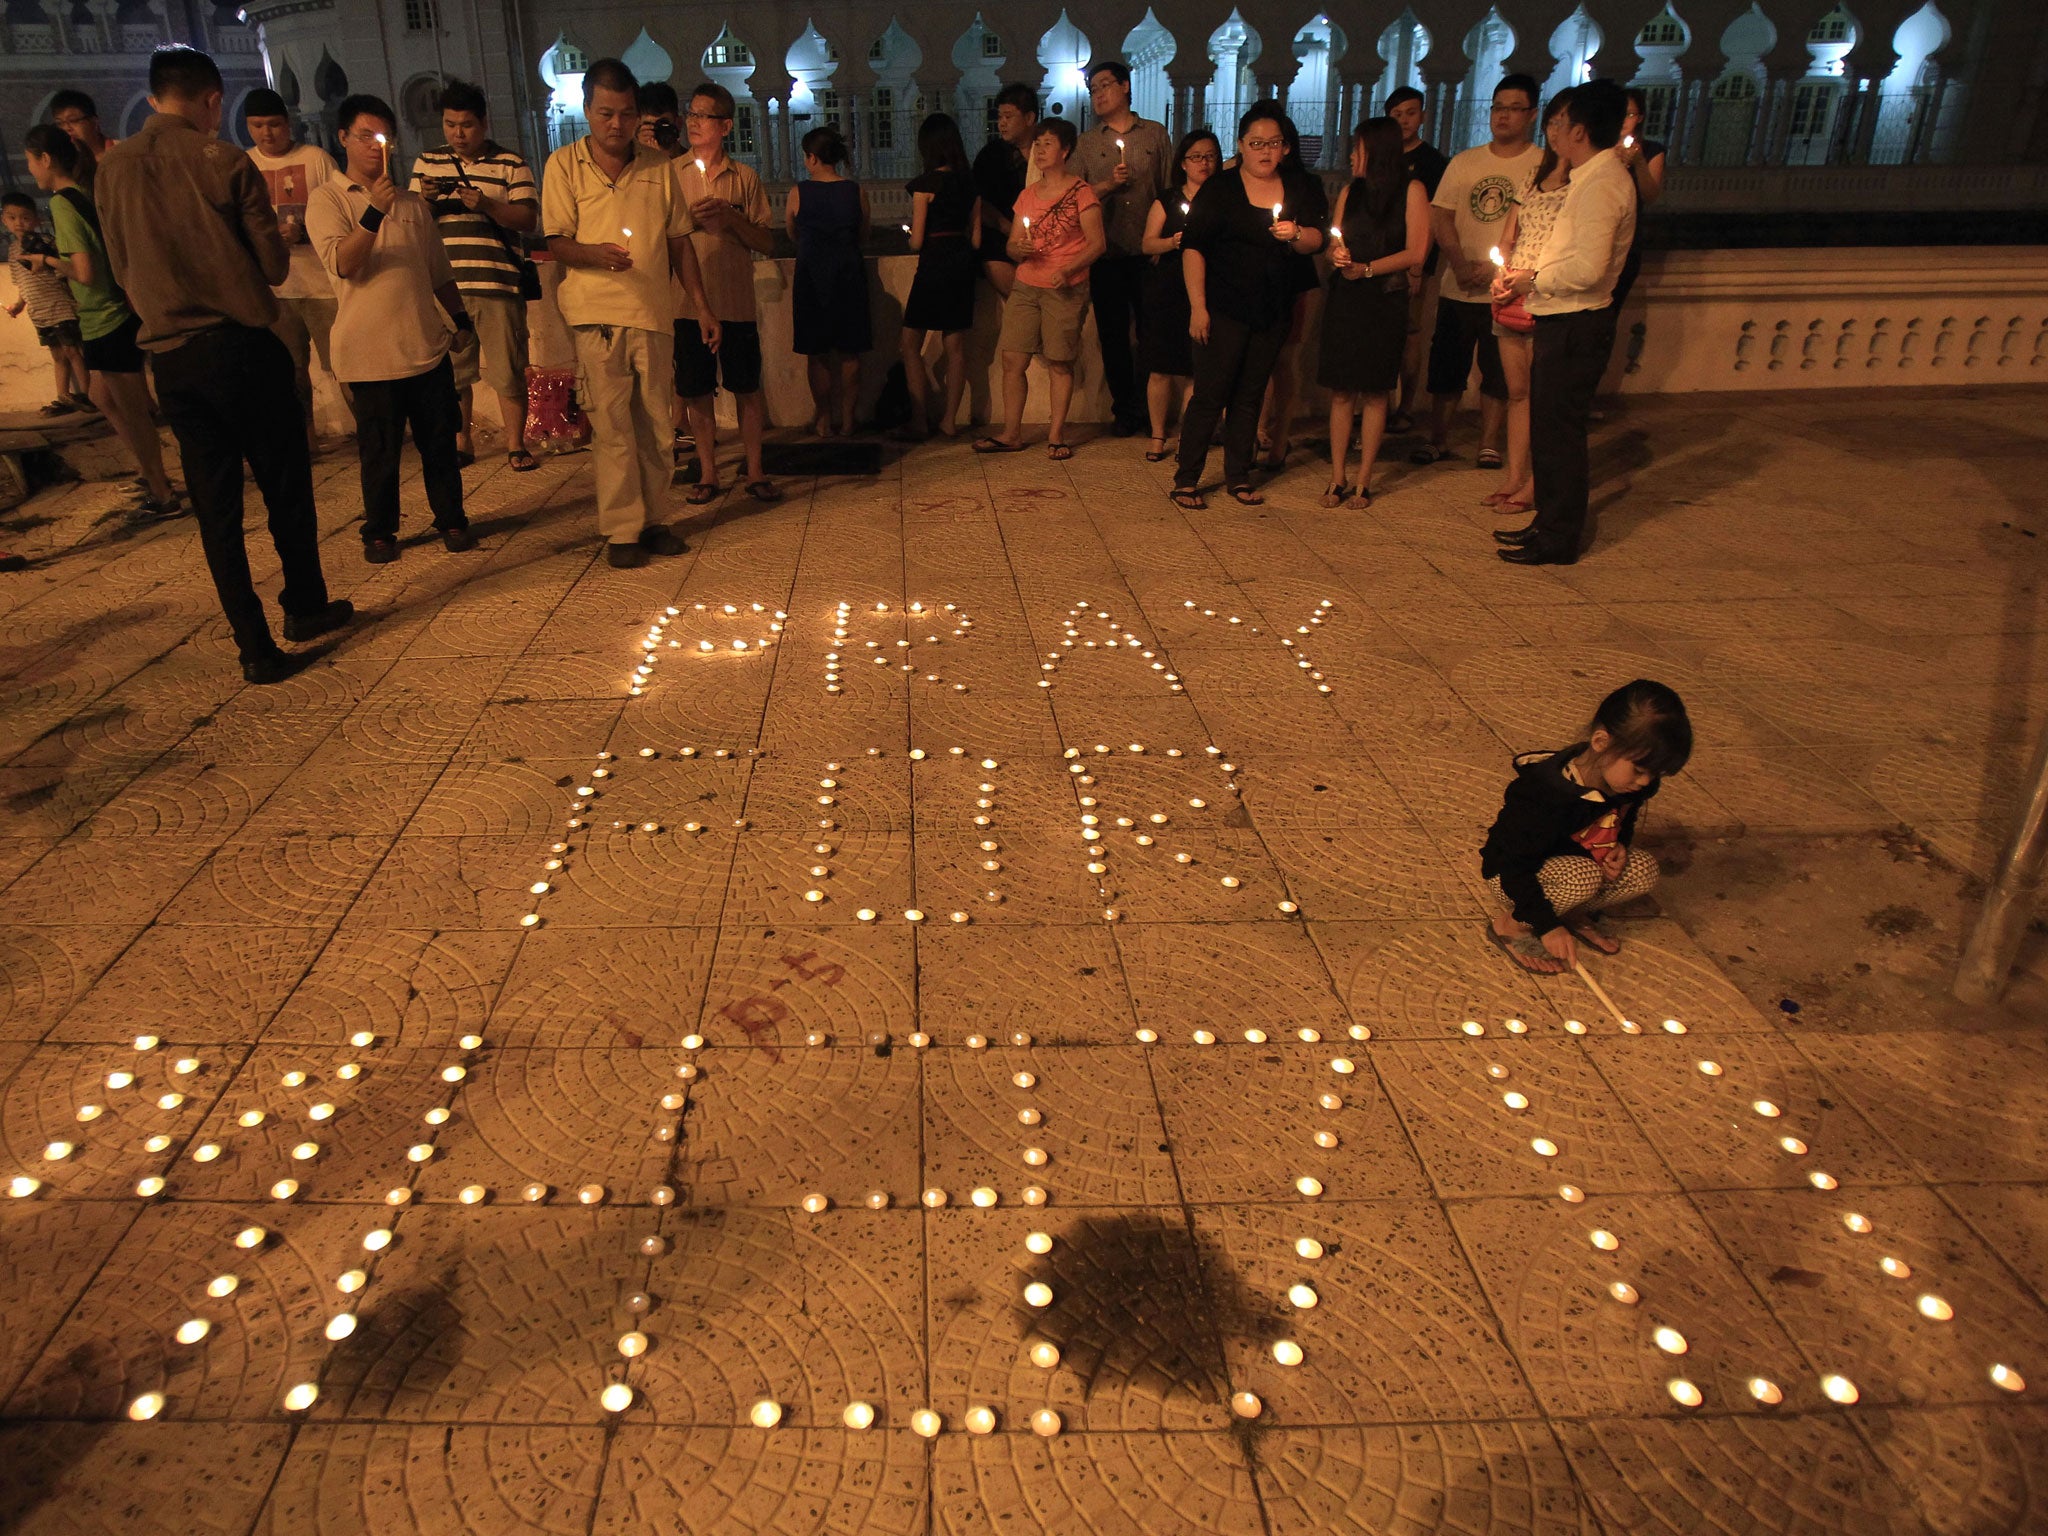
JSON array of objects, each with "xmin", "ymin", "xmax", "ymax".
[
  {"xmin": 1073, "ymin": 60, "xmax": 1170, "ymax": 438},
  {"xmin": 672, "ymin": 82, "xmax": 778, "ymax": 503},
  {"xmin": 307, "ymin": 95, "xmax": 475, "ymax": 563},
  {"xmin": 1413, "ymin": 74, "xmax": 1542, "ymax": 469},
  {"xmin": 973, "ymin": 84, "xmax": 1038, "ymax": 298},
  {"xmin": 542, "ymin": 59, "xmax": 722, "ymax": 567},
  {"xmin": 95, "ymin": 44, "xmax": 351, "ymax": 684},
  {"xmin": 1491, "ymin": 80, "xmax": 1636, "ymax": 566}
]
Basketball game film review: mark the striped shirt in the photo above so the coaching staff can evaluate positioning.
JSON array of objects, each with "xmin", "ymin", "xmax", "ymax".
[
  {"xmin": 408, "ymin": 143, "xmax": 536, "ymax": 298},
  {"xmin": 8, "ymin": 230, "xmax": 78, "ymax": 327}
]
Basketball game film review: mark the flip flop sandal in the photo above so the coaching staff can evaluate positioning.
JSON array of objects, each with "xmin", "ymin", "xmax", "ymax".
[
  {"xmin": 455, "ymin": 450, "xmax": 476, "ymax": 470},
  {"xmin": 1046, "ymin": 442, "xmax": 1074, "ymax": 461},
  {"xmin": 1494, "ymin": 498, "xmax": 1533, "ymax": 515},
  {"xmin": 1227, "ymin": 484, "xmax": 1264, "ymax": 506},
  {"xmin": 744, "ymin": 480, "xmax": 783, "ymax": 503},
  {"xmin": 1568, "ymin": 919, "xmax": 1622, "ymax": 956},
  {"xmin": 1349, "ymin": 486, "xmax": 1373, "ymax": 509},
  {"xmin": 37, "ymin": 399, "xmax": 72, "ymax": 417},
  {"xmin": 971, "ymin": 437, "xmax": 1025, "ymax": 454},
  {"xmin": 1408, "ymin": 444, "xmax": 1452, "ymax": 465},
  {"xmin": 507, "ymin": 449, "xmax": 537, "ymax": 472},
  {"xmin": 1320, "ymin": 484, "xmax": 1350, "ymax": 509},
  {"xmin": 1476, "ymin": 448, "xmax": 1504, "ymax": 470},
  {"xmin": 1144, "ymin": 438, "xmax": 1171, "ymax": 462},
  {"xmin": 1483, "ymin": 924, "xmax": 1562, "ymax": 974},
  {"xmin": 685, "ymin": 482, "xmax": 721, "ymax": 505},
  {"xmin": 1168, "ymin": 487, "xmax": 1206, "ymax": 510}
]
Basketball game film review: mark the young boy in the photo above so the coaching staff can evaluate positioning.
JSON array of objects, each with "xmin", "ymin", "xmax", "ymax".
[
  {"xmin": 673, "ymin": 81, "xmax": 778, "ymax": 503},
  {"xmin": 974, "ymin": 119, "xmax": 1104, "ymax": 460},
  {"xmin": 243, "ymin": 89, "xmax": 341, "ymax": 454},
  {"xmin": 1, "ymin": 192, "xmax": 90, "ymax": 415}
]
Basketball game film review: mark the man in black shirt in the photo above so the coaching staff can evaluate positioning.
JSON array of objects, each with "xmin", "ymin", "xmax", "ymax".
[
  {"xmin": 1388, "ymin": 86, "xmax": 1447, "ymax": 432},
  {"xmin": 974, "ymin": 83, "xmax": 1037, "ymax": 297}
]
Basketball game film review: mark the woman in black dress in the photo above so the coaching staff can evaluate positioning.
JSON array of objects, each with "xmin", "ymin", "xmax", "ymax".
[
  {"xmin": 1319, "ymin": 116, "xmax": 1430, "ymax": 507},
  {"xmin": 1255, "ymin": 113, "xmax": 1324, "ymax": 470},
  {"xmin": 898, "ymin": 113, "xmax": 981, "ymax": 439},
  {"xmin": 1172, "ymin": 102, "xmax": 1325, "ymax": 509},
  {"xmin": 1138, "ymin": 129, "xmax": 1219, "ymax": 462}
]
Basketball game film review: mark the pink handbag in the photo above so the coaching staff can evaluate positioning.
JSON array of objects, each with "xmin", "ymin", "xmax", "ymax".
[{"xmin": 1493, "ymin": 290, "xmax": 1535, "ymax": 333}]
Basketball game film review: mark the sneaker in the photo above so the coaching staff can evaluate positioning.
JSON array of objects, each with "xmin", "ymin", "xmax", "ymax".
[
  {"xmin": 127, "ymin": 493, "xmax": 186, "ymax": 524},
  {"xmin": 639, "ymin": 524, "xmax": 686, "ymax": 557},
  {"xmin": 606, "ymin": 540, "xmax": 648, "ymax": 568},
  {"xmin": 282, "ymin": 599, "xmax": 354, "ymax": 643},
  {"xmin": 441, "ymin": 525, "xmax": 478, "ymax": 552},
  {"xmin": 363, "ymin": 538, "xmax": 399, "ymax": 565},
  {"xmin": 241, "ymin": 649, "xmax": 308, "ymax": 685}
]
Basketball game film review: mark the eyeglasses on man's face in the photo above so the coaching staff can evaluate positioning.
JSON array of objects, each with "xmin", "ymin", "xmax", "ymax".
[{"xmin": 686, "ymin": 111, "xmax": 733, "ymax": 125}]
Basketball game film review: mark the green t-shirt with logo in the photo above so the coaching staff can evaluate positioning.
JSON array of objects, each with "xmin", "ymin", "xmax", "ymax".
[{"xmin": 50, "ymin": 188, "xmax": 132, "ymax": 342}]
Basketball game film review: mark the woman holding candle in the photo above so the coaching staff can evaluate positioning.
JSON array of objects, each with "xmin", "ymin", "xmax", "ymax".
[
  {"xmin": 1170, "ymin": 103, "xmax": 1324, "ymax": 509},
  {"xmin": 1488, "ymin": 91, "xmax": 1576, "ymax": 515},
  {"xmin": 1138, "ymin": 129, "xmax": 1218, "ymax": 462},
  {"xmin": 974, "ymin": 119, "xmax": 1103, "ymax": 459},
  {"xmin": 1317, "ymin": 117, "xmax": 1430, "ymax": 509}
]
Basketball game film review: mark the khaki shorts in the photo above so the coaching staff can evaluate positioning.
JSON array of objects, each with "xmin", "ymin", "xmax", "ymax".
[
  {"xmin": 450, "ymin": 293, "xmax": 529, "ymax": 398},
  {"xmin": 998, "ymin": 280, "xmax": 1090, "ymax": 364}
]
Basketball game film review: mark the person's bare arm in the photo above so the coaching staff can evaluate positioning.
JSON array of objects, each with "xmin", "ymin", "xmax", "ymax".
[
  {"xmin": 969, "ymin": 196, "xmax": 982, "ymax": 251},
  {"xmin": 1637, "ymin": 148, "xmax": 1667, "ymax": 206},
  {"xmin": 546, "ymin": 235, "xmax": 631, "ymax": 270},
  {"xmin": 857, "ymin": 183, "xmax": 871, "ymax": 243},
  {"xmin": 1183, "ymin": 248, "xmax": 1209, "ymax": 343},
  {"xmin": 669, "ymin": 233, "xmax": 721, "ymax": 353},
  {"xmin": 1429, "ymin": 203, "xmax": 1476, "ymax": 284},
  {"xmin": 1065, "ymin": 203, "xmax": 1107, "ymax": 283},
  {"xmin": 459, "ymin": 183, "xmax": 539, "ymax": 233},
  {"xmin": 434, "ymin": 279, "xmax": 472, "ymax": 330},
  {"xmin": 1139, "ymin": 198, "xmax": 1174, "ymax": 257}
]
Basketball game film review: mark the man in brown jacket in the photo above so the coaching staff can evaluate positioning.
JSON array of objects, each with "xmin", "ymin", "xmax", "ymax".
[{"xmin": 95, "ymin": 45, "xmax": 349, "ymax": 683}]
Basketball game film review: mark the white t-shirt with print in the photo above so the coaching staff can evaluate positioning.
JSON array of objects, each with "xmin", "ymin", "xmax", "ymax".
[
  {"xmin": 249, "ymin": 143, "xmax": 340, "ymax": 300},
  {"xmin": 1431, "ymin": 141, "xmax": 1543, "ymax": 302}
]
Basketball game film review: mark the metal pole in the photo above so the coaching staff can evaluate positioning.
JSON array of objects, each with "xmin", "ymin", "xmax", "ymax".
[{"xmin": 1954, "ymin": 722, "xmax": 2048, "ymax": 1004}]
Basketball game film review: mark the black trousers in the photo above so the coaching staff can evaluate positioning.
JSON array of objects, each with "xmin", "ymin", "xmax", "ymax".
[
  {"xmin": 1090, "ymin": 253, "xmax": 1148, "ymax": 427},
  {"xmin": 349, "ymin": 356, "xmax": 467, "ymax": 543},
  {"xmin": 1530, "ymin": 308, "xmax": 1617, "ymax": 552},
  {"xmin": 152, "ymin": 324, "xmax": 330, "ymax": 663},
  {"xmin": 1175, "ymin": 312, "xmax": 1290, "ymax": 490}
]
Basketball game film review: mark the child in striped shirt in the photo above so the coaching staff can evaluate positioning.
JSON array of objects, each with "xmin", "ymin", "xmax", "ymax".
[{"xmin": 2, "ymin": 192, "xmax": 90, "ymax": 416}]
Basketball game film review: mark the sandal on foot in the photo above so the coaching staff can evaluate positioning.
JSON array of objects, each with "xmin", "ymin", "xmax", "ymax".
[
  {"xmin": 1046, "ymin": 441, "xmax": 1074, "ymax": 461},
  {"xmin": 1144, "ymin": 437, "xmax": 1171, "ymax": 463},
  {"xmin": 1408, "ymin": 444, "xmax": 1452, "ymax": 465},
  {"xmin": 1168, "ymin": 486, "xmax": 1206, "ymax": 510},
  {"xmin": 1568, "ymin": 918, "xmax": 1622, "ymax": 956},
  {"xmin": 1476, "ymin": 448, "xmax": 1504, "ymax": 470},
  {"xmin": 1349, "ymin": 486, "xmax": 1373, "ymax": 509},
  {"xmin": 1320, "ymin": 484, "xmax": 1350, "ymax": 509},
  {"xmin": 744, "ymin": 480, "xmax": 783, "ymax": 503},
  {"xmin": 1483, "ymin": 924, "xmax": 1563, "ymax": 974},
  {"xmin": 1227, "ymin": 484, "xmax": 1264, "ymax": 506},
  {"xmin": 37, "ymin": 399, "xmax": 74, "ymax": 417},
  {"xmin": 971, "ymin": 436, "xmax": 1025, "ymax": 454},
  {"xmin": 1493, "ymin": 498, "xmax": 1533, "ymax": 515},
  {"xmin": 455, "ymin": 449, "xmax": 476, "ymax": 470},
  {"xmin": 685, "ymin": 482, "xmax": 721, "ymax": 505},
  {"xmin": 1257, "ymin": 450, "xmax": 1287, "ymax": 472},
  {"xmin": 507, "ymin": 449, "xmax": 537, "ymax": 472}
]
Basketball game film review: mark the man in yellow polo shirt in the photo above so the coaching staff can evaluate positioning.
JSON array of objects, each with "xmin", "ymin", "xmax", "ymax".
[{"xmin": 542, "ymin": 57, "xmax": 718, "ymax": 569}]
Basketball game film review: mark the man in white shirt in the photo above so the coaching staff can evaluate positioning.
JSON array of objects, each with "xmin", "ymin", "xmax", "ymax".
[
  {"xmin": 307, "ymin": 94, "xmax": 475, "ymax": 563},
  {"xmin": 1412, "ymin": 74, "xmax": 1543, "ymax": 468},
  {"xmin": 244, "ymin": 89, "xmax": 342, "ymax": 455},
  {"xmin": 1493, "ymin": 81, "xmax": 1636, "ymax": 566}
]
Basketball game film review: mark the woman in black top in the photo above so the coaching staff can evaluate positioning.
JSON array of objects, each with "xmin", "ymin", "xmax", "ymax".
[
  {"xmin": 899, "ymin": 114, "xmax": 982, "ymax": 439},
  {"xmin": 1138, "ymin": 129, "xmax": 1218, "ymax": 462},
  {"xmin": 1172, "ymin": 103, "xmax": 1325, "ymax": 509},
  {"xmin": 1319, "ymin": 117, "xmax": 1431, "ymax": 507},
  {"xmin": 1609, "ymin": 88, "xmax": 1668, "ymax": 311},
  {"xmin": 1254, "ymin": 114, "xmax": 1323, "ymax": 470}
]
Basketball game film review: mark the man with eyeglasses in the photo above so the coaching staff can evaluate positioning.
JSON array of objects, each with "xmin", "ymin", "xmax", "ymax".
[
  {"xmin": 1413, "ymin": 74, "xmax": 1543, "ymax": 470},
  {"xmin": 1072, "ymin": 59, "xmax": 1170, "ymax": 437},
  {"xmin": 49, "ymin": 89, "xmax": 118, "ymax": 191},
  {"xmin": 672, "ymin": 82, "xmax": 778, "ymax": 503}
]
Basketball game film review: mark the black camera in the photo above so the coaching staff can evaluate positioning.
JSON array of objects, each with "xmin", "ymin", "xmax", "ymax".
[{"xmin": 653, "ymin": 117, "xmax": 681, "ymax": 150}]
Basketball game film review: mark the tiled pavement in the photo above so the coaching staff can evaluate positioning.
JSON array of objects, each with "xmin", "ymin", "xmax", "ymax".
[{"xmin": 2, "ymin": 389, "xmax": 2046, "ymax": 1534}]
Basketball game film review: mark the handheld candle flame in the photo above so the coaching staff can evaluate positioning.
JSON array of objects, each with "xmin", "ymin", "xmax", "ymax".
[
  {"xmin": 1623, "ymin": 134, "xmax": 1636, "ymax": 149},
  {"xmin": 1331, "ymin": 226, "xmax": 1343, "ymax": 244},
  {"xmin": 1179, "ymin": 202, "xmax": 1189, "ymax": 215},
  {"xmin": 621, "ymin": 227, "xmax": 633, "ymax": 239},
  {"xmin": 1271, "ymin": 202, "xmax": 1283, "ymax": 222},
  {"xmin": 1489, "ymin": 245, "xmax": 1505, "ymax": 267},
  {"xmin": 1115, "ymin": 137, "xmax": 1126, "ymax": 163}
]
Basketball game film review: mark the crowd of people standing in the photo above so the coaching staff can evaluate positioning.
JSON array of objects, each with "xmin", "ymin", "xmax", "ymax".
[{"xmin": 0, "ymin": 43, "xmax": 1659, "ymax": 652}]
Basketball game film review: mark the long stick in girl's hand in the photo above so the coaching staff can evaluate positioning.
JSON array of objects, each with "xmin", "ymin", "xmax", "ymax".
[{"xmin": 1574, "ymin": 962, "xmax": 1632, "ymax": 1032}]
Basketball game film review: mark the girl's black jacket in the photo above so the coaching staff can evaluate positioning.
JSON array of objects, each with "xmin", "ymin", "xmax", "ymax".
[{"xmin": 1478, "ymin": 744, "xmax": 1658, "ymax": 934}]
